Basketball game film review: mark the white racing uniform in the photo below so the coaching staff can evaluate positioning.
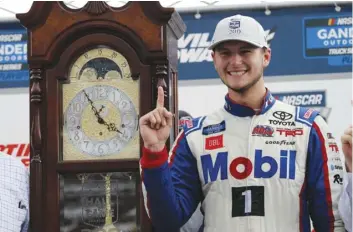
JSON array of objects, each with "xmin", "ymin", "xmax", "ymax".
[{"xmin": 141, "ymin": 91, "xmax": 345, "ymax": 232}]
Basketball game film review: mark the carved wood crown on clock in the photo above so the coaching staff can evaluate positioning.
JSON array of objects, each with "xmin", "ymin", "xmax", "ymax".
[
  {"xmin": 83, "ymin": 1, "xmax": 110, "ymax": 15},
  {"xmin": 16, "ymin": 1, "xmax": 185, "ymax": 65}
]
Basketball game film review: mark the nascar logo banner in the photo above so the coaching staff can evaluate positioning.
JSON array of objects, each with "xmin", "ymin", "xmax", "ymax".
[{"xmin": 303, "ymin": 15, "xmax": 352, "ymax": 66}]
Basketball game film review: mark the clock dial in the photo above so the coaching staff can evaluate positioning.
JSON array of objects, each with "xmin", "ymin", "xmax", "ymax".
[
  {"xmin": 64, "ymin": 85, "xmax": 138, "ymax": 157},
  {"xmin": 62, "ymin": 47, "xmax": 139, "ymax": 161}
]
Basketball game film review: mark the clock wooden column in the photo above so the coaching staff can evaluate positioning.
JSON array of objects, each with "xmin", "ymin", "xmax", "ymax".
[{"xmin": 16, "ymin": 2, "xmax": 185, "ymax": 232}]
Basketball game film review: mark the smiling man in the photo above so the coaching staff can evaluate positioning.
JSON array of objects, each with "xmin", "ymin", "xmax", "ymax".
[{"xmin": 139, "ymin": 15, "xmax": 345, "ymax": 232}]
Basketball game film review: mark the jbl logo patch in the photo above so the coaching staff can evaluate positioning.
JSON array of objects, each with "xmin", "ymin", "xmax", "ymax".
[{"xmin": 205, "ymin": 135, "xmax": 223, "ymax": 150}]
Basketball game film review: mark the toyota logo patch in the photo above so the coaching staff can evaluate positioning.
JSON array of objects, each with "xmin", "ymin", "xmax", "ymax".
[{"xmin": 273, "ymin": 111, "xmax": 293, "ymax": 121}]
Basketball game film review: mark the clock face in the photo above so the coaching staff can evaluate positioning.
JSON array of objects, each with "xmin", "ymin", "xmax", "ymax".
[
  {"xmin": 62, "ymin": 47, "xmax": 140, "ymax": 160},
  {"xmin": 64, "ymin": 85, "xmax": 138, "ymax": 156}
]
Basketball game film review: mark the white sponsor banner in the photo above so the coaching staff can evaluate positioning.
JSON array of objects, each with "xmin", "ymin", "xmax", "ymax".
[
  {"xmin": 0, "ymin": 88, "xmax": 29, "ymax": 166},
  {"xmin": 0, "ymin": 74, "xmax": 350, "ymax": 167},
  {"xmin": 178, "ymin": 74, "xmax": 352, "ymax": 155}
]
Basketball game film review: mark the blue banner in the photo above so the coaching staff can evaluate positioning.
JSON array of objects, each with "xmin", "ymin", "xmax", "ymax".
[
  {"xmin": 178, "ymin": 4, "xmax": 352, "ymax": 80},
  {"xmin": 0, "ymin": 5, "xmax": 351, "ymax": 88},
  {"xmin": 303, "ymin": 15, "xmax": 352, "ymax": 66},
  {"xmin": 0, "ymin": 24, "xmax": 28, "ymax": 88}
]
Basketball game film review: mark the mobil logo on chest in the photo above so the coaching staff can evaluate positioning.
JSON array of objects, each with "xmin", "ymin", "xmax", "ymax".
[{"xmin": 201, "ymin": 150, "xmax": 296, "ymax": 184}]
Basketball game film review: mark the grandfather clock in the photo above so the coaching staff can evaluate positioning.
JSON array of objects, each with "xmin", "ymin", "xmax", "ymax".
[{"xmin": 16, "ymin": 2, "xmax": 185, "ymax": 232}]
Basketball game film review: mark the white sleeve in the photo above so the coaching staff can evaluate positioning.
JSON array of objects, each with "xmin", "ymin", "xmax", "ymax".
[
  {"xmin": 21, "ymin": 166, "xmax": 29, "ymax": 232},
  {"xmin": 339, "ymin": 172, "xmax": 352, "ymax": 232},
  {"xmin": 180, "ymin": 203, "xmax": 204, "ymax": 232}
]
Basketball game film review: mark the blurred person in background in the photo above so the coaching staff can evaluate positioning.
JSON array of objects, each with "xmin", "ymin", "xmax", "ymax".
[
  {"xmin": 0, "ymin": 152, "xmax": 29, "ymax": 232},
  {"xmin": 139, "ymin": 14, "xmax": 345, "ymax": 231},
  {"xmin": 339, "ymin": 125, "xmax": 352, "ymax": 232},
  {"xmin": 178, "ymin": 110, "xmax": 204, "ymax": 232},
  {"xmin": 178, "ymin": 110, "xmax": 193, "ymax": 132}
]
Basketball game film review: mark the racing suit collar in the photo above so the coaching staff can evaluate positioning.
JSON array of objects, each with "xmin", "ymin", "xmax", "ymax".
[{"xmin": 224, "ymin": 89, "xmax": 276, "ymax": 117}]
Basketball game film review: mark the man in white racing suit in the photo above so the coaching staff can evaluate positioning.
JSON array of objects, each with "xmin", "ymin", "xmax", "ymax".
[{"xmin": 139, "ymin": 14, "xmax": 345, "ymax": 232}]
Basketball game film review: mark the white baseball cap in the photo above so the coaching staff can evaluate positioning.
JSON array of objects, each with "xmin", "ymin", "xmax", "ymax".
[{"xmin": 209, "ymin": 14, "xmax": 268, "ymax": 50}]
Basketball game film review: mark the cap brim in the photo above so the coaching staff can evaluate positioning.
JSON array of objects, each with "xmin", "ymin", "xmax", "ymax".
[{"xmin": 208, "ymin": 39, "xmax": 267, "ymax": 50}]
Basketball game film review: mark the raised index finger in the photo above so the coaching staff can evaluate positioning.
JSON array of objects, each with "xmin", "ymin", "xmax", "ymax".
[{"xmin": 156, "ymin": 86, "xmax": 164, "ymax": 108}]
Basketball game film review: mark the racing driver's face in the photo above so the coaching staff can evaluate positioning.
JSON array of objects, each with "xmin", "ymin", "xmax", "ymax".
[{"xmin": 212, "ymin": 40, "xmax": 271, "ymax": 93}]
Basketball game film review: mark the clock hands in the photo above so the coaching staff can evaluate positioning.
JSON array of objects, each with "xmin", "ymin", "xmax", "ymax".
[
  {"xmin": 97, "ymin": 105, "xmax": 105, "ymax": 114},
  {"xmin": 83, "ymin": 90, "xmax": 122, "ymax": 134},
  {"xmin": 96, "ymin": 105, "xmax": 122, "ymax": 133},
  {"xmin": 83, "ymin": 90, "xmax": 103, "ymax": 121},
  {"xmin": 104, "ymin": 122, "xmax": 122, "ymax": 133}
]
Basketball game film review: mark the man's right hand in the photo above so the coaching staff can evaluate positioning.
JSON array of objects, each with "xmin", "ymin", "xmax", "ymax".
[{"xmin": 139, "ymin": 86, "xmax": 174, "ymax": 152}]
